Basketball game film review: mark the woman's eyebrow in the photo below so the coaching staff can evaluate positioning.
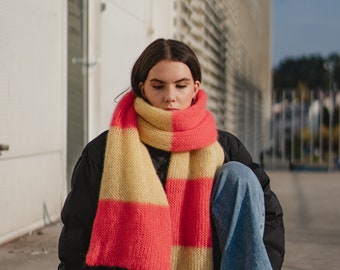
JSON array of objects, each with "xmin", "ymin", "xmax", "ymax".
[
  {"xmin": 149, "ymin": 78, "xmax": 165, "ymax": 83},
  {"xmin": 149, "ymin": 78, "xmax": 191, "ymax": 83},
  {"xmin": 174, "ymin": 78, "xmax": 191, "ymax": 83}
]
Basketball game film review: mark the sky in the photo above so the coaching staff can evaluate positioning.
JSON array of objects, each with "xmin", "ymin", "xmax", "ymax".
[{"xmin": 272, "ymin": 0, "xmax": 340, "ymax": 68}]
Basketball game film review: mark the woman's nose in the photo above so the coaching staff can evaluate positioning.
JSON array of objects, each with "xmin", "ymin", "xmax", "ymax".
[{"xmin": 165, "ymin": 89, "xmax": 175, "ymax": 102}]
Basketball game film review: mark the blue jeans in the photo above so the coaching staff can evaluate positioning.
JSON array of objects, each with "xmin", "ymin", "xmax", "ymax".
[{"xmin": 211, "ymin": 162, "xmax": 272, "ymax": 270}]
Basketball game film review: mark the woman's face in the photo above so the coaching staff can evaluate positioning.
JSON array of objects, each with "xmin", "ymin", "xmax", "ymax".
[{"xmin": 140, "ymin": 60, "xmax": 200, "ymax": 110}]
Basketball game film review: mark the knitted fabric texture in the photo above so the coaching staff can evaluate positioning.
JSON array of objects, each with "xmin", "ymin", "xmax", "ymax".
[{"xmin": 85, "ymin": 90, "xmax": 224, "ymax": 270}]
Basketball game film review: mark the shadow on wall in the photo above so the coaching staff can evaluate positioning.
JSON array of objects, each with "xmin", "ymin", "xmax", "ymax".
[{"xmin": 43, "ymin": 202, "xmax": 52, "ymax": 226}]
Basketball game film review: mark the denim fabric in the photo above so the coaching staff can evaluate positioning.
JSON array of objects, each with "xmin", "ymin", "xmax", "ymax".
[{"xmin": 211, "ymin": 161, "xmax": 272, "ymax": 270}]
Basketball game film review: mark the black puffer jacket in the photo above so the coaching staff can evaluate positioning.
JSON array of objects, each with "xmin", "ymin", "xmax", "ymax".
[{"xmin": 58, "ymin": 130, "xmax": 285, "ymax": 270}]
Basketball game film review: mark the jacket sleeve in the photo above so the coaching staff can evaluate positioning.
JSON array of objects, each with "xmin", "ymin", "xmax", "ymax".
[
  {"xmin": 58, "ymin": 132, "xmax": 107, "ymax": 270},
  {"xmin": 217, "ymin": 130, "xmax": 285, "ymax": 270}
]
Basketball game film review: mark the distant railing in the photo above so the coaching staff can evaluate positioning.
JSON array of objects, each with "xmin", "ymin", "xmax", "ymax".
[{"xmin": 262, "ymin": 89, "xmax": 340, "ymax": 171}]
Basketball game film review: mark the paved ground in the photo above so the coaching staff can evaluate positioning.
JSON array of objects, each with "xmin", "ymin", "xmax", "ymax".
[
  {"xmin": 268, "ymin": 170, "xmax": 340, "ymax": 270},
  {"xmin": 0, "ymin": 221, "xmax": 61, "ymax": 269},
  {"xmin": 0, "ymin": 170, "xmax": 339, "ymax": 270}
]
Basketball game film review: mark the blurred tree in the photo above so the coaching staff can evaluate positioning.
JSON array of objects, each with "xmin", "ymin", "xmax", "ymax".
[{"xmin": 273, "ymin": 53, "xmax": 340, "ymax": 93}]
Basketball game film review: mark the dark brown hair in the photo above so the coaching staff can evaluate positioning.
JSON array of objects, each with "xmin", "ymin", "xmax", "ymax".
[{"xmin": 131, "ymin": 38, "xmax": 201, "ymax": 97}]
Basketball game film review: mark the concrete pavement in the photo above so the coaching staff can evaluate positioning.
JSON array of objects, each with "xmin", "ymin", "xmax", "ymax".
[
  {"xmin": 0, "ymin": 221, "xmax": 61, "ymax": 269},
  {"xmin": 268, "ymin": 170, "xmax": 340, "ymax": 270},
  {"xmin": 0, "ymin": 170, "xmax": 339, "ymax": 270}
]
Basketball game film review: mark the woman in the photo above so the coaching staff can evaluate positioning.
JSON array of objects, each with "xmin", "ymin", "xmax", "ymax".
[{"xmin": 58, "ymin": 39, "xmax": 284, "ymax": 270}]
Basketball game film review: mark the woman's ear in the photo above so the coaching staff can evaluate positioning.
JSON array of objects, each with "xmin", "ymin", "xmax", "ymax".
[
  {"xmin": 193, "ymin": 81, "xmax": 200, "ymax": 97},
  {"xmin": 191, "ymin": 81, "xmax": 200, "ymax": 104},
  {"xmin": 139, "ymin": 82, "xmax": 145, "ymax": 97}
]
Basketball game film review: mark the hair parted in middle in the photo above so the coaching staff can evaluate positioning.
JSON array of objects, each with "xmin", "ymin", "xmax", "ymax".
[{"xmin": 130, "ymin": 38, "xmax": 202, "ymax": 98}]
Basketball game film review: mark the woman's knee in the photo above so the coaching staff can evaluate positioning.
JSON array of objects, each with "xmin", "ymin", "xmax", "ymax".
[
  {"xmin": 216, "ymin": 162, "xmax": 259, "ymax": 187},
  {"xmin": 215, "ymin": 161, "xmax": 263, "ymax": 197}
]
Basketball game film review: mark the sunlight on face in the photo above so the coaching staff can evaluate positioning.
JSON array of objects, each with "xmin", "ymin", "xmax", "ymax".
[{"xmin": 140, "ymin": 60, "xmax": 200, "ymax": 110}]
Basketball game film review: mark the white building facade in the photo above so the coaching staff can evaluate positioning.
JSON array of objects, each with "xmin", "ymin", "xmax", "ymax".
[
  {"xmin": 0, "ymin": 0, "xmax": 67, "ymax": 244},
  {"xmin": 0, "ymin": 0, "xmax": 271, "ymax": 244}
]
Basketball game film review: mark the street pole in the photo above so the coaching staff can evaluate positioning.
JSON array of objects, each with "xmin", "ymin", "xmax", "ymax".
[{"xmin": 324, "ymin": 61, "xmax": 335, "ymax": 171}]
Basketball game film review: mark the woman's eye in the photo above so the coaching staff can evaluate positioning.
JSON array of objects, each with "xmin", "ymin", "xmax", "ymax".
[
  {"xmin": 176, "ymin": 85, "xmax": 186, "ymax": 89},
  {"xmin": 152, "ymin": 85, "xmax": 163, "ymax": 89}
]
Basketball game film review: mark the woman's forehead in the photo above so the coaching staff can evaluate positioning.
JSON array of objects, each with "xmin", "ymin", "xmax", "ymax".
[{"xmin": 147, "ymin": 60, "xmax": 193, "ymax": 81}]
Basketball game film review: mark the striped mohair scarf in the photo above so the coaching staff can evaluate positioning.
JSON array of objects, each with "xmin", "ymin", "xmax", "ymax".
[{"xmin": 86, "ymin": 90, "xmax": 224, "ymax": 269}]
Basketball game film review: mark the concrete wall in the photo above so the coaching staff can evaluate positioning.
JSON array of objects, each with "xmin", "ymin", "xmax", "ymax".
[
  {"xmin": 90, "ymin": 0, "xmax": 174, "ymax": 138},
  {"xmin": 91, "ymin": 0, "xmax": 152, "ymax": 137},
  {"xmin": 0, "ymin": 0, "xmax": 67, "ymax": 245}
]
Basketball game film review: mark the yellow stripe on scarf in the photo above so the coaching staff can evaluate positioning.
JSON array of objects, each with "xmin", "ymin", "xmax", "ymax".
[
  {"xmin": 171, "ymin": 246, "xmax": 214, "ymax": 269},
  {"xmin": 99, "ymin": 127, "xmax": 169, "ymax": 205},
  {"xmin": 167, "ymin": 141, "xmax": 224, "ymax": 180}
]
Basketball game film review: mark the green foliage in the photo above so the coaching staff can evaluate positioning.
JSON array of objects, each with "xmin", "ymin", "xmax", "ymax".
[{"xmin": 273, "ymin": 53, "xmax": 340, "ymax": 92}]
